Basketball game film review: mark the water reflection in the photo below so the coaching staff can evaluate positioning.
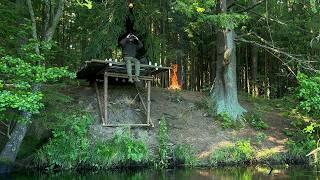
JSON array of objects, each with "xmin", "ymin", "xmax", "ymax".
[{"xmin": 4, "ymin": 165, "xmax": 320, "ymax": 180}]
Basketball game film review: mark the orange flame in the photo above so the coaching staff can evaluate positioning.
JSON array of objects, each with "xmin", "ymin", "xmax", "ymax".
[{"xmin": 169, "ymin": 64, "xmax": 181, "ymax": 90}]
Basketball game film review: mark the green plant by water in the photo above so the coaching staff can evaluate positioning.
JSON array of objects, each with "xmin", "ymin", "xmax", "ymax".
[
  {"xmin": 173, "ymin": 144, "xmax": 197, "ymax": 166},
  {"xmin": 36, "ymin": 114, "xmax": 149, "ymax": 170},
  {"xmin": 210, "ymin": 140, "xmax": 254, "ymax": 166},
  {"xmin": 157, "ymin": 117, "xmax": 169, "ymax": 168}
]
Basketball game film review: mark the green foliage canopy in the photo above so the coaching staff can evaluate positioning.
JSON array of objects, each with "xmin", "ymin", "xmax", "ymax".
[{"xmin": 0, "ymin": 39, "xmax": 75, "ymax": 121}]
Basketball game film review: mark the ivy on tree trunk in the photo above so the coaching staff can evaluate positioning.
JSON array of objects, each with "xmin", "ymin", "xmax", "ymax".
[{"xmin": 210, "ymin": 0, "xmax": 246, "ymax": 120}]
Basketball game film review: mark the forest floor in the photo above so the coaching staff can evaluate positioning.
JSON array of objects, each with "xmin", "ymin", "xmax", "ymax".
[{"xmin": 71, "ymin": 82, "xmax": 293, "ymax": 165}]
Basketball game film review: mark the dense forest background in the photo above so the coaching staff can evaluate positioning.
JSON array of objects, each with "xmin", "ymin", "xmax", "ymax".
[
  {"xmin": 3, "ymin": 0, "xmax": 319, "ymax": 96},
  {"xmin": 0, "ymin": 0, "xmax": 320, "ymax": 172}
]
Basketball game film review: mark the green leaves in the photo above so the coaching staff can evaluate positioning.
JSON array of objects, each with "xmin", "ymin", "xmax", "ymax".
[
  {"xmin": 210, "ymin": 140, "xmax": 254, "ymax": 166},
  {"xmin": 0, "ymin": 39, "xmax": 75, "ymax": 121},
  {"xmin": 157, "ymin": 117, "xmax": 169, "ymax": 168},
  {"xmin": 91, "ymin": 128, "xmax": 149, "ymax": 168},
  {"xmin": 0, "ymin": 90, "xmax": 43, "ymax": 113},
  {"xmin": 296, "ymin": 72, "xmax": 320, "ymax": 117},
  {"xmin": 37, "ymin": 113, "xmax": 93, "ymax": 170},
  {"xmin": 243, "ymin": 112, "xmax": 268, "ymax": 130},
  {"xmin": 205, "ymin": 13, "xmax": 249, "ymax": 29},
  {"xmin": 174, "ymin": 0, "xmax": 248, "ymax": 29},
  {"xmin": 76, "ymin": 0, "xmax": 93, "ymax": 9},
  {"xmin": 173, "ymin": 144, "xmax": 197, "ymax": 166}
]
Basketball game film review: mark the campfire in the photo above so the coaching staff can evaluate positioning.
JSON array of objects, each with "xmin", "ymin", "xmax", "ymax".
[{"xmin": 168, "ymin": 64, "xmax": 181, "ymax": 90}]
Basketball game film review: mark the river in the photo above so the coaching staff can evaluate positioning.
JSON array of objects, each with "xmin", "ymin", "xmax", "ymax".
[{"xmin": 2, "ymin": 165, "xmax": 320, "ymax": 179}]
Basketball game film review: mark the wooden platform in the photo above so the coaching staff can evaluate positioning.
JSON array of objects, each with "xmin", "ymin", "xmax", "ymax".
[
  {"xmin": 76, "ymin": 59, "xmax": 170, "ymax": 128},
  {"xmin": 77, "ymin": 59, "xmax": 171, "ymax": 81}
]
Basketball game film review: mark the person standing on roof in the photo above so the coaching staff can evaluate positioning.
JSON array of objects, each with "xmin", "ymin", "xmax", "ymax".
[{"xmin": 120, "ymin": 33, "xmax": 143, "ymax": 83}]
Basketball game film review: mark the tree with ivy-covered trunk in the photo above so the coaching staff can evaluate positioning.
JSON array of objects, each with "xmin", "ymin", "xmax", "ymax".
[
  {"xmin": 0, "ymin": 0, "xmax": 76, "ymax": 173},
  {"xmin": 210, "ymin": 0, "xmax": 247, "ymax": 120},
  {"xmin": 175, "ymin": 0, "xmax": 247, "ymax": 120}
]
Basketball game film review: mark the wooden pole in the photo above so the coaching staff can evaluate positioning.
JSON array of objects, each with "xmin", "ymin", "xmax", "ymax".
[
  {"xmin": 104, "ymin": 72, "xmax": 108, "ymax": 125},
  {"xmin": 147, "ymin": 80, "xmax": 154, "ymax": 127},
  {"xmin": 94, "ymin": 80, "xmax": 105, "ymax": 124}
]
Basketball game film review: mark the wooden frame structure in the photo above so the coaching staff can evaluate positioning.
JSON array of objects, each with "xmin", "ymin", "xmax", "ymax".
[{"xmin": 77, "ymin": 59, "xmax": 170, "ymax": 127}]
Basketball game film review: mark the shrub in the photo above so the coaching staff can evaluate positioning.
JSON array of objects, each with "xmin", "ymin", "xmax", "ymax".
[
  {"xmin": 90, "ymin": 128, "xmax": 149, "ymax": 168},
  {"xmin": 255, "ymin": 132, "xmax": 267, "ymax": 145},
  {"xmin": 243, "ymin": 112, "xmax": 268, "ymax": 130},
  {"xmin": 216, "ymin": 112, "xmax": 235, "ymax": 129},
  {"xmin": 36, "ymin": 113, "xmax": 93, "ymax": 170},
  {"xmin": 195, "ymin": 97, "xmax": 216, "ymax": 117},
  {"xmin": 173, "ymin": 144, "xmax": 197, "ymax": 166},
  {"xmin": 210, "ymin": 140, "xmax": 254, "ymax": 166},
  {"xmin": 285, "ymin": 136, "xmax": 316, "ymax": 163},
  {"xmin": 157, "ymin": 117, "xmax": 169, "ymax": 168},
  {"xmin": 296, "ymin": 72, "xmax": 320, "ymax": 118}
]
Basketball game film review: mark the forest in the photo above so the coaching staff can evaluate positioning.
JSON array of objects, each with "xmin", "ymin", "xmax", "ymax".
[{"xmin": 0, "ymin": 0, "xmax": 320, "ymax": 178}]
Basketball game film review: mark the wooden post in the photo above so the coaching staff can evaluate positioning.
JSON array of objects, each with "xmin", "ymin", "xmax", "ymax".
[
  {"xmin": 168, "ymin": 68, "xmax": 171, "ymax": 89},
  {"xmin": 104, "ymin": 72, "xmax": 108, "ymax": 125},
  {"xmin": 94, "ymin": 80, "xmax": 104, "ymax": 124},
  {"xmin": 147, "ymin": 80, "xmax": 153, "ymax": 127}
]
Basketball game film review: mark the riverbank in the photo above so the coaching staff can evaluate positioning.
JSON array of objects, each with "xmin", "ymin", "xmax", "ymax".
[{"xmin": 1, "ymin": 82, "xmax": 312, "ymax": 171}]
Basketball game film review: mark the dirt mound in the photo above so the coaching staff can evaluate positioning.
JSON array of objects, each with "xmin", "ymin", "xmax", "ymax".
[{"xmin": 73, "ymin": 83, "xmax": 291, "ymax": 163}]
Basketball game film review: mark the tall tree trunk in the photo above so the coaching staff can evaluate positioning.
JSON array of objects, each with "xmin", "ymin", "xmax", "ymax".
[
  {"xmin": 177, "ymin": 50, "xmax": 183, "ymax": 87},
  {"xmin": 251, "ymin": 45, "xmax": 259, "ymax": 97},
  {"xmin": 245, "ymin": 45, "xmax": 250, "ymax": 94},
  {"xmin": 44, "ymin": 0, "xmax": 64, "ymax": 41},
  {"xmin": 210, "ymin": 0, "xmax": 246, "ymax": 120},
  {"xmin": 0, "ymin": 0, "xmax": 65, "ymax": 173},
  {"xmin": 0, "ymin": 114, "xmax": 30, "ymax": 173},
  {"xmin": 0, "ymin": 0, "xmax": 37, "ymax": 173}
]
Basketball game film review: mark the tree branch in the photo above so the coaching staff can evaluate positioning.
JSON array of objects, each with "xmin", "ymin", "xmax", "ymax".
[
  {"xmin": 227, "ymin": 0, "xmax": 236, "ymax": 9},
  {"xmin": 44, "ymin": 0, "xmax": 50, "ymax": 34},
  {"xmin": 26, "ymin": 0, "xmax": 40, "ymax": 55},
  {"xmin": 0, "ymin": 130, "xmax": 7, "ymax": 138},
  {"xmin": 44, "ymin": 0, "xmax": 65, "ymax": 41},
  {"xmin": 0, "ymin": 121, "xmax": 11, "ymax": 138},
  {"xmin": 0, "ymin": 121, "xmax": 9, "ymax": 128},
  {"xmin": 236, "ymin": 37, "xmax": 319, "ymax": 75},
  {"xmin": 234, "ymin": 2, "xmax": 311, "ymax": 34},
  {"xmin": 235, "ymin": 0, "xmax": 265, "ymax": 13}
]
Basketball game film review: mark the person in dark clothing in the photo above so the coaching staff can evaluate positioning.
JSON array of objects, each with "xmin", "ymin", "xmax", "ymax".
[{"xmin": 120, "ymin": 33, "xmax": 143, "ymax": 83}]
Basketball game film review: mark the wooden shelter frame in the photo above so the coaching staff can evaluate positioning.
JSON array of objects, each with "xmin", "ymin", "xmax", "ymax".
[{"xmin": 77, "ymin": 59, "xmax": 170, "ymax": 128}]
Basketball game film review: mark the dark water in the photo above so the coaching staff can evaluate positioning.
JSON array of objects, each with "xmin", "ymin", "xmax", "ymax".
[{"xmin": 2, "ymin": 166, "xmax": 320, "ymax": 180}]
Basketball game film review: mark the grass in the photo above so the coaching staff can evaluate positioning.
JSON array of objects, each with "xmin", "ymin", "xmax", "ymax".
[
  {"xmin": 256, "ymin": 148, "xmax": 285, "ymax": 164},
  {"xmin": 210, "ymin": 140, "xmax": 254, "ymax": 166},
  {"xmin": 242, "ymin": 112, "xmax": 268, "ymax": 130},
  {"xmin": 173, "ymin": 144, "xmax": 197, "ymax": 166},
  {"xmin": 89, "ymin": 128, "xmax": 150, "ymax": 169}
]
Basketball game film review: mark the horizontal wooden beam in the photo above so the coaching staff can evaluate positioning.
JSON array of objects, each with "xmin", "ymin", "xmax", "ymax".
[
  {"xmin": 102, "ymin": 123, "xmax": 151, "ymax": 127},
  {"xmin": 88, "ymin": 59, "xmax": 171, "ymax": 70},
  {"xmin": 106, "ymin": 72, "xmax": 153, "ymax": 81}
]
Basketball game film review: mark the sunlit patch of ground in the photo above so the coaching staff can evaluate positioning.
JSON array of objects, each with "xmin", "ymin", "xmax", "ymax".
[
  {"xmin": 198, "ymin": 141, "xmax": 233, "ymax": 159},
  {"xmin": 256, "ymin": 147, "xmax": 286, "ymax": 160}
]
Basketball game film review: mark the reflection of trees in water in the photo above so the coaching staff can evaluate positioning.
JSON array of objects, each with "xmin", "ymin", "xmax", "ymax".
[{"xmin": 10, "ymin": 166, "xmax": 320, "ymax": 179}]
